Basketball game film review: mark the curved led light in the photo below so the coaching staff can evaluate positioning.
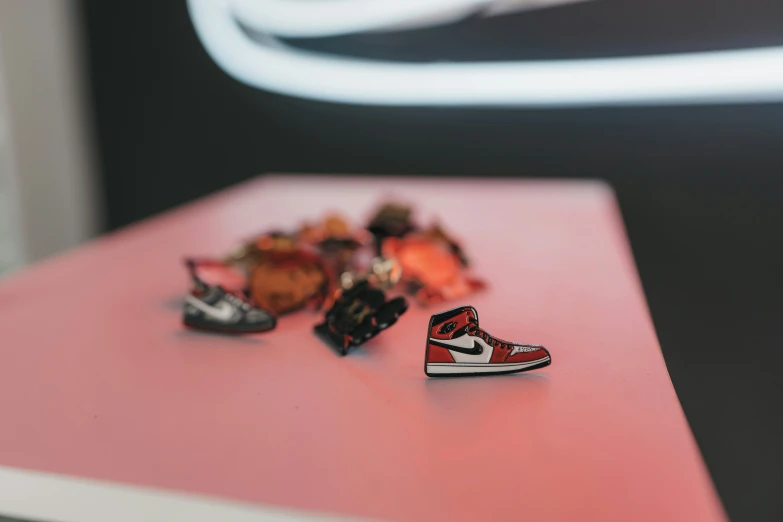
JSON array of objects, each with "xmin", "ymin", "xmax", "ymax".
[
  {"xmin": 189, "ymin": 0, "xmax": 783, "ymax": 107},
  {"xmin": 231, "ymin": 0, "xmax": 493, "ymax": 38}
]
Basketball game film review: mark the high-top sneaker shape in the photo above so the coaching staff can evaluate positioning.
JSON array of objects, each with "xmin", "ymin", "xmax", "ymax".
[{"xmin": 425, "ymin": 305, "xmax": 551, "ymax": 376}]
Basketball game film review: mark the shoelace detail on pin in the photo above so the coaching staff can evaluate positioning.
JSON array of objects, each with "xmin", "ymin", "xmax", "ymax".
[
  {"xmin": 466, "ymin": 315, "xmax": 513, "ymax": 350},
  {"xmin": 222, "ymin": 291, "xmax": 253, "ymax": 312}
]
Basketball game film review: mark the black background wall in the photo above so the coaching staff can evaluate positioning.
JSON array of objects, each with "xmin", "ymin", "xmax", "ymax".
[{"xmin": 81, "ymin": 1, "xmax": 783, "ymax": 520}]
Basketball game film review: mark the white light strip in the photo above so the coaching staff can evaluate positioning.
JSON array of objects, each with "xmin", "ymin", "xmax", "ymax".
[
  {"xmin": 482, "ymin": 0, "xmax": 592, "ymax": 18},
  {"xmin": 0, "ymin": 465, "xmax": 371, "ymax": 522},
  {"xmin": 189, "ymin": 0, "xmax": 783, "ymax": 107},
  {"xmin": 231, "ymin": 0, "xmax": 592, "ymax": 38},
  {"xmin": 231, "ymin": 0, "xmax": 493, "ymax": 38}
]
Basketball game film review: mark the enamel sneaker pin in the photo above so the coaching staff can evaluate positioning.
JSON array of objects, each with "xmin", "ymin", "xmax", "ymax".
[{"xmin": 424, "ymin": 305, "xmax": 551, "ymax": 377}]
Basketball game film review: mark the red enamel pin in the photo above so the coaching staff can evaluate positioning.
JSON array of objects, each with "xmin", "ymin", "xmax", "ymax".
[{"xmin": 424, "ymin": 305, "xmax": 551, "ymax": 377}]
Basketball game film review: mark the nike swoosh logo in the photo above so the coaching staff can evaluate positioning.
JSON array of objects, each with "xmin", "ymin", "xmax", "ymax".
[
  {"xmin": 185, "ymin": 296, "xmax": 236, "ymax": 322},
  {"xmin": 429, "ymin": 338, "xmax": 483, "ymax": 356}
]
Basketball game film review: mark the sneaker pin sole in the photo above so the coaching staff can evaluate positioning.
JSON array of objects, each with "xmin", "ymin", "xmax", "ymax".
[{"xmin": 426, "ymin": 358, "xmax": 551, "ymax": 376}]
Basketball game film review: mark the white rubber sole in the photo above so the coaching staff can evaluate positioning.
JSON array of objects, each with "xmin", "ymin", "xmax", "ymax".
[{"xmin": 426, "ymin": 356, "xmax": 550, "ymax": 375}]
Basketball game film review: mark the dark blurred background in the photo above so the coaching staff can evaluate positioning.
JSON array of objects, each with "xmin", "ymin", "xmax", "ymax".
[{"xmin": 1, "ymin": 1, "xmax": 781, "ymax": 520}]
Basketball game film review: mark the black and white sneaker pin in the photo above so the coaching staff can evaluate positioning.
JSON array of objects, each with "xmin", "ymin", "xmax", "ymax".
[{"xmin": 183, "ymin": 277, "xmax": 276, "ymax": 334}]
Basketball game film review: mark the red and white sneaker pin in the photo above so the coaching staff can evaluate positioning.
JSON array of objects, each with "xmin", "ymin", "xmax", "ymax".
[{"xmin": 424, "ymin": 305, "xmax": 551, "ymax": 377}]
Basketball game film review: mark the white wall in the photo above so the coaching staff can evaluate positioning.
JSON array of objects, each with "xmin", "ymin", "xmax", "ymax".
[
  {"xmin": 0, "ymin": 0, "xmax": 102, "ymax": 274},
  {"xmin": 0, "ymin": 46, "xmax": 22, "ymax": 273}
]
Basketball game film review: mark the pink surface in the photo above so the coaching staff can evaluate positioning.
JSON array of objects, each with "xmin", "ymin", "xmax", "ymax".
[{"xmin": 0, "ymin": 176, "xmax": 725, "ymax": 521}]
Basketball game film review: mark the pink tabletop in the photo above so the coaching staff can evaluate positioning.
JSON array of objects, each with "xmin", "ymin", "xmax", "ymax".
[{"xmin": 0, "ymin": 175, "xmax": 725, "ymax": 521}]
